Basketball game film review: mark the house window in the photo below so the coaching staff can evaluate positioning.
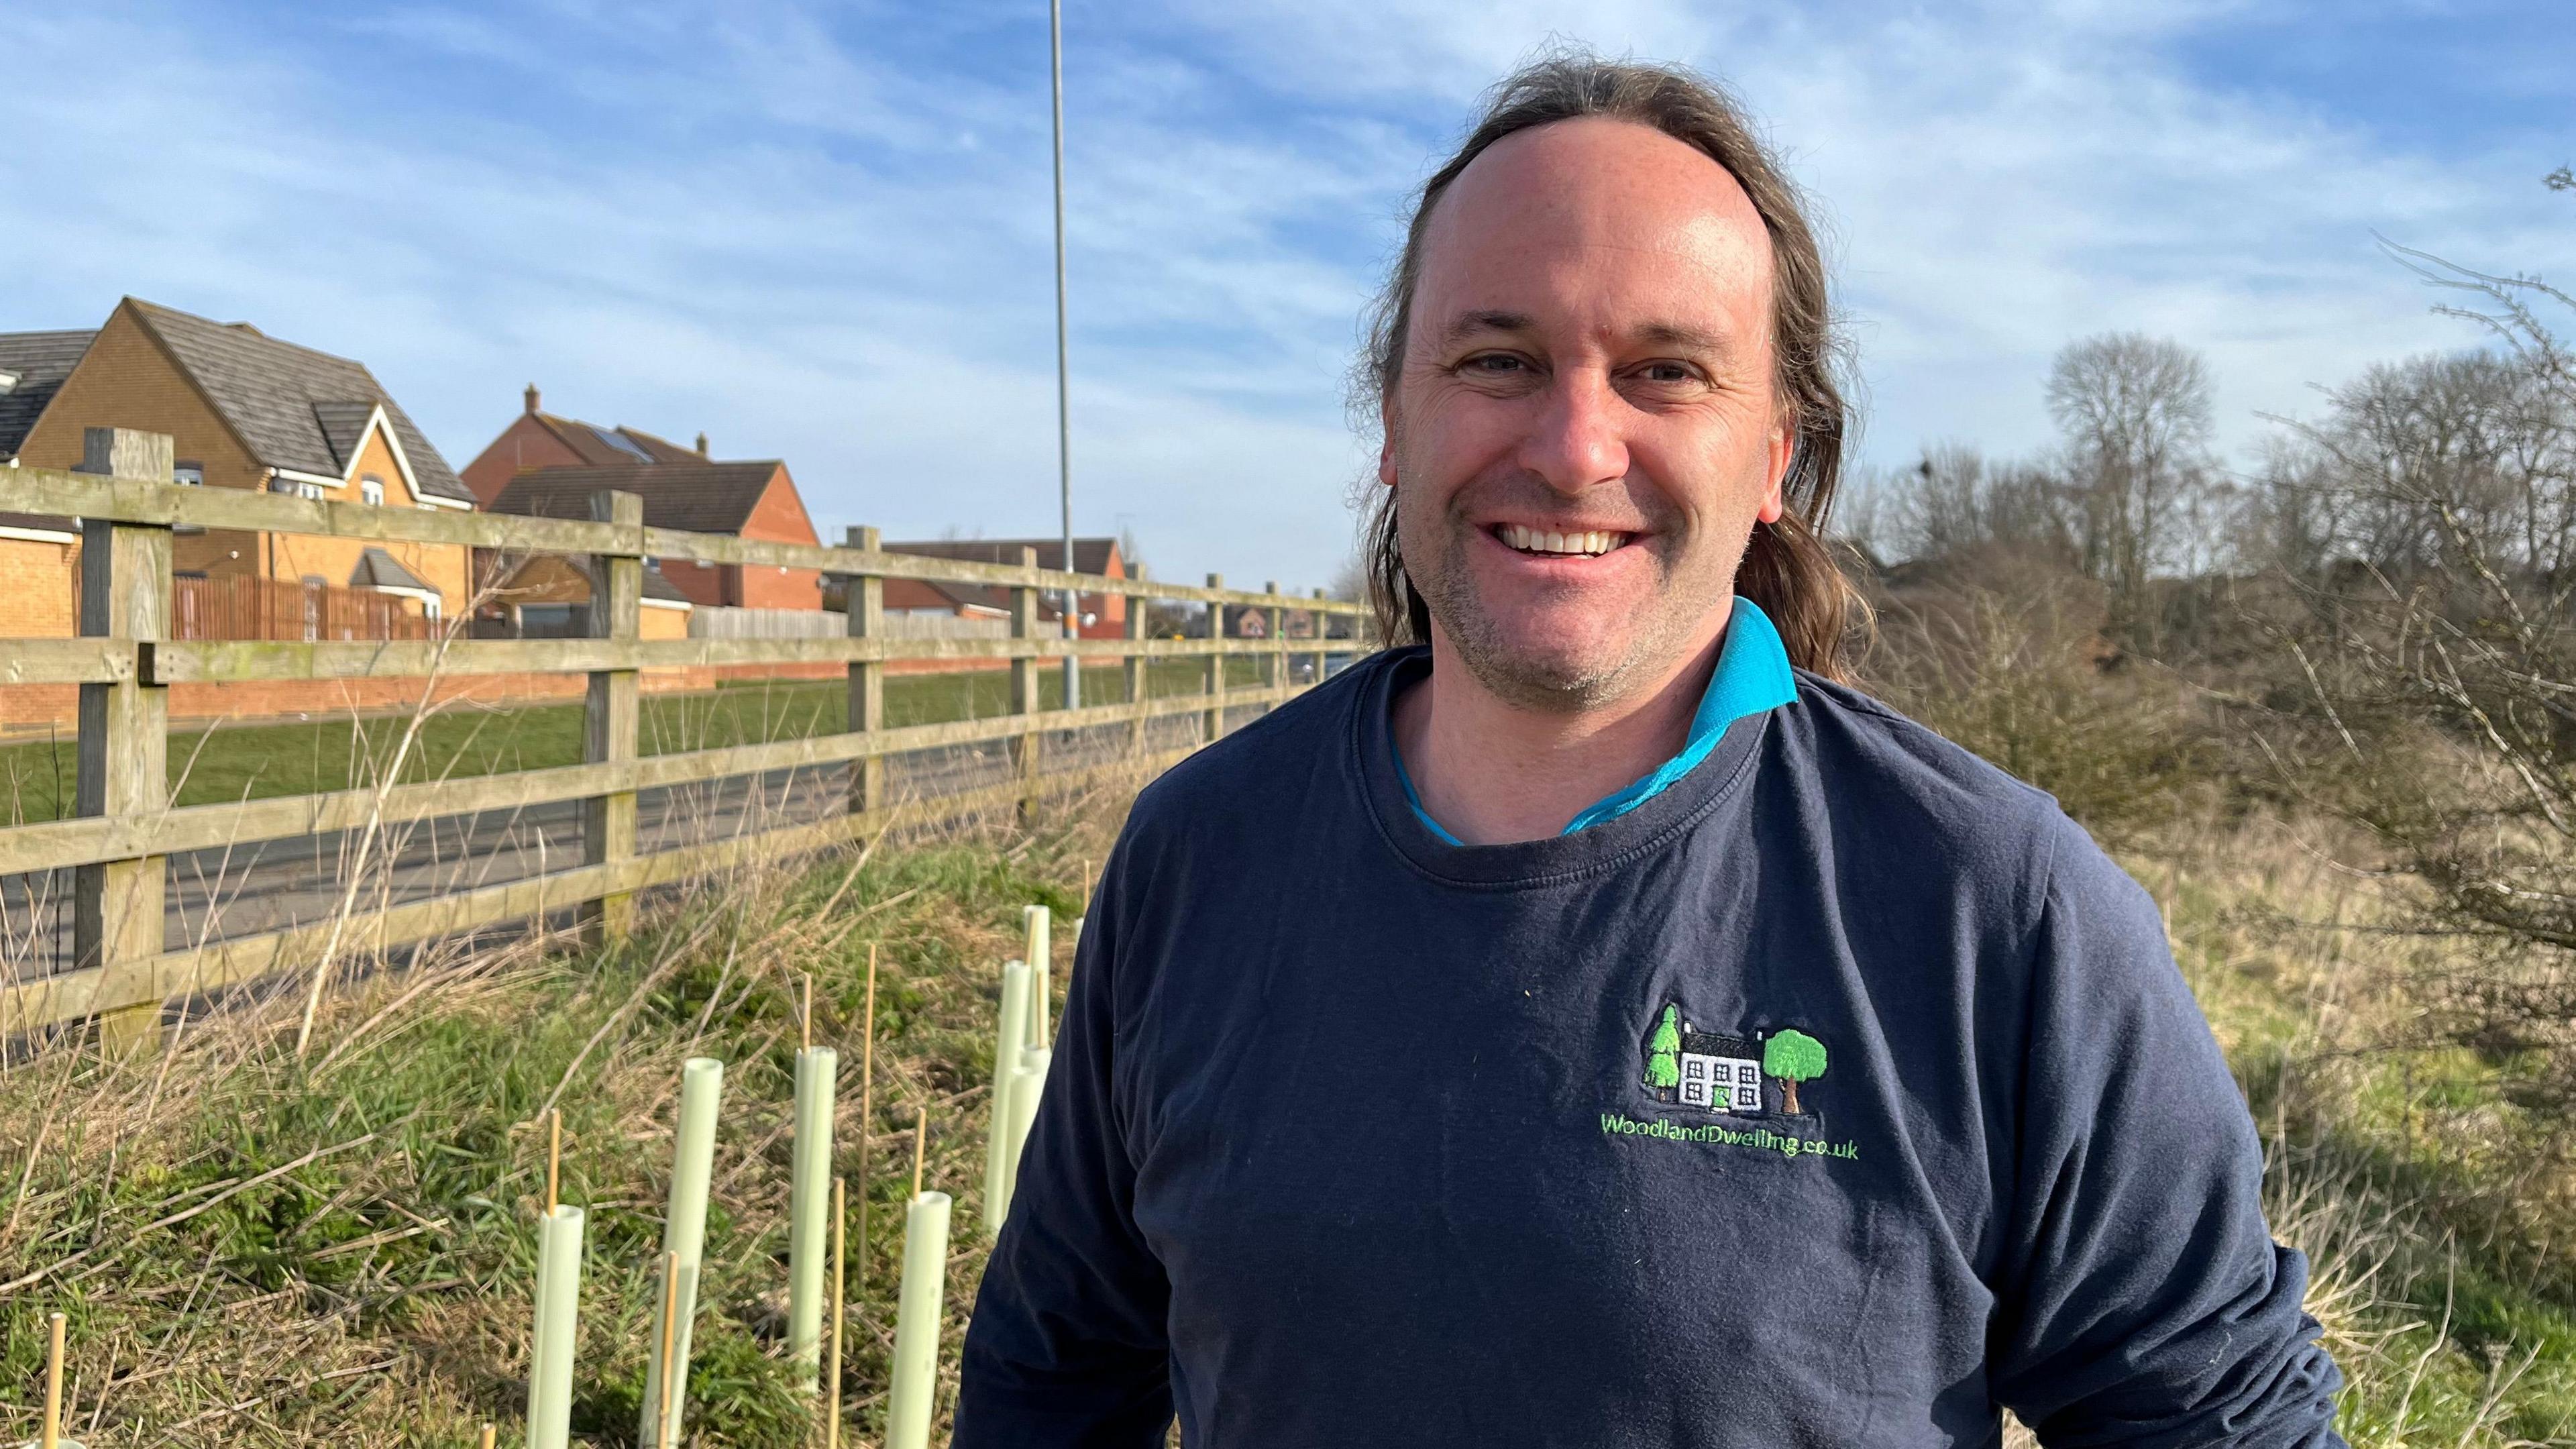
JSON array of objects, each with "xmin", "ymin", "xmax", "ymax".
[
  {"xmin": 360, "ymin": 476, "xmax": 384, "ymax": 506},
  {"xmin": 174, "ymin": 462, "xmax": 204, "ymax": 486}
]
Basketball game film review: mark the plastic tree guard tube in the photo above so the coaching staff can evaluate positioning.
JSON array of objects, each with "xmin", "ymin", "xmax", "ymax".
[
  {"xmin": 884, "ymin": 1190, "xmax": 953, "ymax": 1449},
  {"xmin": 983, "ymin": 961, "xmax": 1032, "ymax": 1238},
  {"xmin": 788, "ymin": 1044, "xmax": 839, "ymax": 1391},
  {"xmin": 639, "ymin": 1056, "xmax": 722, "ymax": 1445}
]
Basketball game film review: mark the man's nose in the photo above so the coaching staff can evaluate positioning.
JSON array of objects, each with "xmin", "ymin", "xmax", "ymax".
[{"xmin": 1515, "ymin": 369, "xmax": 1629, "ymax": 496}]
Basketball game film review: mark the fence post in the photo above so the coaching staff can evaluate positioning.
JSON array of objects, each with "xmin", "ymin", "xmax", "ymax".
[
  {"xmin": 1264, "ymin": 580, "xmax": 1285, "ymax": 698},
  {"xmin": 1012, "ymin": 545, "xmax": 1041, "ymax": 811},
  {"xmin": 581, "ymin": 490, "xmax": 643, "ymax": 949},
  {"xmin": 1203, "ymin": 573, "xmax": 1226, "ymax": 745},
  {"xmin": 72, "ymin": 428, "xmax": 173, "ymax": 1051},
  {"xmin": 1124, "ymin": 564, "xmax": 1148, "ymax": 758},
  {"xmin": 845, "ymin": 526, "xmax": 885, "ymax": 816},
  {"xmin": 1311, "ymin": 586, "xmax": 1330, "ymax": 688}
]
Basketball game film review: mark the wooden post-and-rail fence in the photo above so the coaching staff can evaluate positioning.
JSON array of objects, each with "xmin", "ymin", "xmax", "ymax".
[{"xmin": 0, "ymin": 428, "xmax": 1373, "ymax": 1048}]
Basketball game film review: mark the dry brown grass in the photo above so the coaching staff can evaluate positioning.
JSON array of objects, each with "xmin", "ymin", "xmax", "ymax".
[{"xmin": 0, "ymin": 767, "xmax": 1135, "ymax": 1446}]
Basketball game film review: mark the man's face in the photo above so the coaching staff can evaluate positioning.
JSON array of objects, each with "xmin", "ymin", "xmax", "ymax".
[{"xmin": 1381, "ymin": 117, "xmax": 1792, "ymax": 711}]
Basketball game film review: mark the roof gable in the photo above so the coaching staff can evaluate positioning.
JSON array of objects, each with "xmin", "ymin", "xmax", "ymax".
[
  {"xmin": 121, "ymin": 299, "xmax": 473, "ymax": 504},
  {"xmin": 0, "ymin": 329, "xmax": 99, "ymax": 459}
]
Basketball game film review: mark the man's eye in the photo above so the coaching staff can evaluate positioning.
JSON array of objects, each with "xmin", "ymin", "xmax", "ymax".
[
  {"xmin": 1638, "ymin": 362, "xmax": 1696, "ymax": 384},
  {"xmin": 1464, "ymin": 354, "xmax": 1525, "ymax": 374}
]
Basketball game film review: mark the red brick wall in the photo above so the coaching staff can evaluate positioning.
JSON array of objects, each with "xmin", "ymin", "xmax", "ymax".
[
  {"xmin": 735, "ymin": 466, "xmax": 822, "ymax": 609},
  {"xmin": 0, "ymin": 535, "xmax": 78, "ymax": 639},
  {"xmin": 459, "ymin": 413, "xmax": 588, "ymax": 507}
]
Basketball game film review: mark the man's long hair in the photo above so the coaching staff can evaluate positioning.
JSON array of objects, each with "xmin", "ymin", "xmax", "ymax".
[{"xmin": 1357, "ymin": 53, "xmax": 1860, "ymax": 680}]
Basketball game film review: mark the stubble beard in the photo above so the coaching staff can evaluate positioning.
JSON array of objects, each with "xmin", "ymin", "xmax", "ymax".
[{"xmin": 1399, "ymin": 485, "xmax": 1744, "ymax": 717}]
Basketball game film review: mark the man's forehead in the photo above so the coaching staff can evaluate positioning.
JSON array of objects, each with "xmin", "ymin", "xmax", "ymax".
[{"xmin": 1413, "ymin": 117, "xmax": 1773, "ymax": 330}]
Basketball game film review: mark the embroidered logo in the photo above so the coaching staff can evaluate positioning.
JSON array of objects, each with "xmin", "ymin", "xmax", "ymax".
[{"xmin": 1640, "ymin": 1002, "xmax": 1829, "ymax": 1121}]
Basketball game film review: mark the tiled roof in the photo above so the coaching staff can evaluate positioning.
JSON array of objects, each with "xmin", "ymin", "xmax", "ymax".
[
  {"xmin": 533, "ymin": 415, "xmax": 706, "ymax": 467},
  {"xmin": 488, "ymin": 461, "xmax": 787, "ymax": 536},
  {"xmin": 875, "ymin": 537, "xmax": 1122, "ymax": 619},
  {"xmin": 0, "ymin": 509, "xmax": 78, "ymax": 538},
  {"xmin": 497, "ymin": 554, "xmax": 693, "ymax": 606},
  {"xmin": 0, "ymin": 329, "xmax": 97, "ymax": 459},
  {"xmin": 883, "ymin": 537, "xmax": 1121, "ymax": 575},
  {"xmin": 311, "ymin": 401, "xmax": 378, "ymax": 472},
  {"xmin": 125, "ymin": 299, "xmax": 474, "ymax": 504},
  {"xmin": 349, "ymin": 545, "xmax": 436, "ymax": 594},
  {"xmin": 1679, "ymin": 1030, "xmax": 1760, "ymax": 1061}
]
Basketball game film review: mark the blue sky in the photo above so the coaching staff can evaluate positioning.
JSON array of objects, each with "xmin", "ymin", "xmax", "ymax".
[{"xmin": 5, "ymin": 0, "xmax": 2569, "ymax": 590}]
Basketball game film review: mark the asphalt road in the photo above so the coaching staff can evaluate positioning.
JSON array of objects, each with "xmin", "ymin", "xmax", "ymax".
[{"xmin": 0, "ymin": 707, "xmax": 1236, "ymax": 977}]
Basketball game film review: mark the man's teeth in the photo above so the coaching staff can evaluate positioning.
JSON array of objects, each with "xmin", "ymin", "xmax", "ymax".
[{"xmin": 1500, "ymin": 524, "xmax": 1625, "ymax": 557}]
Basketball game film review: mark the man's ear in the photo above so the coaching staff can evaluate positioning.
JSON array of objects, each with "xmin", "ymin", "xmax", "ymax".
[
  {"xmin": 1377, "ymin": 408, "xmax": 1400, "ymax": 491},
  {"xmin": 1756, "ymin": 414, "xmax": 1792, "ymax": 525}
]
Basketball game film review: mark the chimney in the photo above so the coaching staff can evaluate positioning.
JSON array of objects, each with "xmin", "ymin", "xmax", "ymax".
[
  {"xmin": 695, "ymin": 431, "xmax": 709, "ymax": 457},
  {"xmin": 524, "ymin": 382, "xmax": 540, "ymax": 415}
]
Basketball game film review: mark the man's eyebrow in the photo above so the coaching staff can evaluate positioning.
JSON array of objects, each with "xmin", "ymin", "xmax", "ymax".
[
  {"xmin": 1436, "ymin": 310, "xmax": 1534, "ymax": 347},
  {"xmin": 1634, "ymin": 321, "xmax": 1729, "ymax": 352}
]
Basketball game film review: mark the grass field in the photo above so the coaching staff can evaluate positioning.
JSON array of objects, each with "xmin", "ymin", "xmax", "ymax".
[
  {"xmin": 2, "ymin": 769, "xmax": 2571, "ymax": 1442},
  {"xmin": 0, "ymin": 783, "xmax": 1122, "ymax": 1446},
  {"xmin": 0, "ymin": 658, "xmax": 1281, "ymax": 823}
]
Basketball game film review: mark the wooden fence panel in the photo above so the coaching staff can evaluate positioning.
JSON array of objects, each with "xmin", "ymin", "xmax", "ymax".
[{"xmin": 0, "ymin": 437, "xmax": 1376, "ymax": 1043}]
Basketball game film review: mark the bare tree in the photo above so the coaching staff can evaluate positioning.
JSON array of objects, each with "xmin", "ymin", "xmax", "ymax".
[
  {"xmin": 2046, "ymin": 333, "xmax": 2218, "ymax": 626},
  {"xmin": 1888, "ymin": 441, "xmax": 2073, "ymax": 567}
]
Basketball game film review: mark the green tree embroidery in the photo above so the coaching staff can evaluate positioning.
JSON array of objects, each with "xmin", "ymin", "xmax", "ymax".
[
  {"xmin": 1763, "ymin": 1030, "xmax": 1827, "ymax": 1116},
  {"xmin": 1646, "ymin": 1004, "xmax": 1681, "ymax": 1091}
]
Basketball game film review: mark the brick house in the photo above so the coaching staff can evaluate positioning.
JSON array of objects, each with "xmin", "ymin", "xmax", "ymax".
[
  {"xmin": 873, "ymin": 537, "xmax": 1128, "ymax": 638},
  {"xmin": 457, "ymin": 386, "xmax": 713, "ymax": 503},
  {"xmin": 463, "ymin": 391, "xmax": 823, "ymax": 612},
  {"xmin": 0, "ymin": 298, "xmax": 477, "ymax": 631}
]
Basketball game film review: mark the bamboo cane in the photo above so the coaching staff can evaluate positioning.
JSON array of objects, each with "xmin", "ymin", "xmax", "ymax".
[
  {"xmin": 40, "ymin": 1310, "xmax": 62, "ymax": 1449},
  {"xmin": 655, "ymin": 1250, "xmax": 680, "ymax": 1449},
  {"xmin": 545, "ymin": 1108, "xmax": 561, "ymax": 1214},
  {"xmin": 480, "ymin": 1426, "xmax": 494, "ymax": 1449},
  {"xmin": 857, "ymin": 945, "xmax": 878, "ymax": 1294},
  {"xmin": 827, "ymin": 1177, "xmax": 847, "ymax": 1449}
]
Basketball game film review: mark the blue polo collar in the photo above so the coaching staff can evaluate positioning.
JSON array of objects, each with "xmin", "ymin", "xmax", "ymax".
[{"xmin": 1393, "ymin": 596, "xmax": 1797, "ymax": 845}]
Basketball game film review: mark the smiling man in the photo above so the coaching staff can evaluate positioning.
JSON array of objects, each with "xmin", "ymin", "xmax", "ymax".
[{"xmin": 956, "ymin": 55, "xmax": 2344, "ymax": 1447}]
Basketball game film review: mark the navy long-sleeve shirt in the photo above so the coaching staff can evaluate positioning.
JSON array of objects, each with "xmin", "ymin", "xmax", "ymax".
[{"xmin": 957, "ymin": 646, "xmax": 2344, "ymax": 1446}]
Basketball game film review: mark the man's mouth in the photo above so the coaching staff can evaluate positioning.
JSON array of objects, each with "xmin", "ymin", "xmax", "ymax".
[{"xmin": 1493, "ymin": 523, "xmax": 1632, "ymax": 559}]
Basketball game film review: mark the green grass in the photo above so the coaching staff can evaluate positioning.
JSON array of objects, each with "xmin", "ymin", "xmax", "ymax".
[
  {"xmin": 2141, "ymin": 824, "xmax": 2576, "ymax": 1446},
  {"xmin": 0, "ymin": 657, "xmax": 1280, "ymax": 822}
]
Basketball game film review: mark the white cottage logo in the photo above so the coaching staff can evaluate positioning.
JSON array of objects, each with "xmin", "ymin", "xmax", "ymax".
[{"xmin": 1640, "ymin": 1003, "xmax": 1829, "ymax": 1120}]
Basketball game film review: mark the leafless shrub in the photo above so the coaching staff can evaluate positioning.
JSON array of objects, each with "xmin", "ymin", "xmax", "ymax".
[{"xmin": 2249, "ymin": 249, "xmax": 2576, "ymax": 1128}]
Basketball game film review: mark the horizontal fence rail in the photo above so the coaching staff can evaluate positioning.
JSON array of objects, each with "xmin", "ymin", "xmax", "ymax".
[{"xmin": 0, "ymin": 432, "xmax": 1375, "ymax": 1043}]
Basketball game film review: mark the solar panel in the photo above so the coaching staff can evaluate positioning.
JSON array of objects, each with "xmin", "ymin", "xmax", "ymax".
[{"xmin": 589, "ymin": 424, "xmax": 655, "ymax": 463}]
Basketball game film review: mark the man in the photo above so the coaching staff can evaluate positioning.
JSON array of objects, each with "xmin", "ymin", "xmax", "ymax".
[{"xmin": 957, "ymin": 55, "xmax": 2343, "ymax": 1447}]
